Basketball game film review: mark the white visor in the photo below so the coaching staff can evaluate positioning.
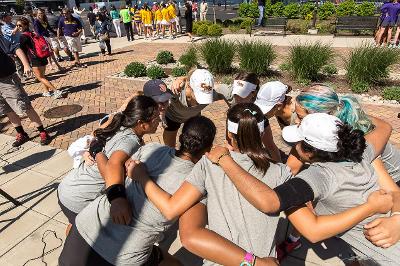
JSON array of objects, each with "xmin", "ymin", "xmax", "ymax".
[
  {"xmin": 227, "ymin": 119, "xmax": 265, "ymax": 135},
  {"xmin": 232, "ymin": 80, "xmax": 257, "ymax": 98}
]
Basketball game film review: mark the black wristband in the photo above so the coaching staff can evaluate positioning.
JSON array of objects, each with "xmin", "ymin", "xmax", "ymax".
[
  {"xmin": 106, "ymin": 184, "xmax": 126, "ymax": 203},
  {"xmin": 273, "ymin": 178, "xmax": 314, "ymax": 212}
]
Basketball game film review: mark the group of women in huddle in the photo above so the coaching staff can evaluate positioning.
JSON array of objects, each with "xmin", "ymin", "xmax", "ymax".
[{"xmin": 57, "ymin": 68, "xmax": 400, "ymax": 266}]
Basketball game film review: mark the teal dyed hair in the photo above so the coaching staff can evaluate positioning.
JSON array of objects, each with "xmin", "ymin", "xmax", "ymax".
[{"xmin": 296, "ymin": 85, "xmax": 374, "ymax": 134}]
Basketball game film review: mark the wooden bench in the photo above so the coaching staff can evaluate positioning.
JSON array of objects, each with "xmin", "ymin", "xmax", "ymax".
[
  {"xmin": 334, "ymin": 16, "xmax": 379, "ymax": 36},
  {"xmin": 253, "ymin": 17, "xmax": 287, "ymax": 36}
]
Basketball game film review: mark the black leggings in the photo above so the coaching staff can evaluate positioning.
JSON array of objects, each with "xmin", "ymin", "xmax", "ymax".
[
  {"xmin": 123, "ymin": 22, "xmax": 134, "ymax": 41},
  {"xmin": 101, "ymin": 39, "xmax": 111, "ymax": 55}
]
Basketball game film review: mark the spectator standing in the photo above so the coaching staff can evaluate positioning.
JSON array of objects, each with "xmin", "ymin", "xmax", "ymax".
[
  {"xmin": 173, "ymin": 0, "xmax": 181, "ymax": 33},
  {"xmin": 17, "ymin": 17, "xmax": 63, "ymax": 99},
  {"xmin": 120, "ymin": 5, "xmax": 134, "ymax": 41},
  {"xmin": 1, "ymin": 12, "xmax": 19, "ymax": 43},
  {"xmin": 199, "ymin": 0, "xmax": 208, "ymax": 21},
  {"xmin": 257, "ymin": 0, "xmax": 265, "ymax": 27},
  {"xmin": 58, "ymin": 8, "xmax": 84, "ymax": 67},
  {"xmin": 184, "ymin": 2, "xmax": 193, "ymax": 42},
  {"xmin": 95, "ymin": 13, "xmax": 112, "ymax": 55},
  {"xmin": 0, "ymin": 34, "xmax": 51, "ymax": 146},
  {"xmin": 72, "ymin": 6, "xmax": 87, "ymax": 43},
  {"xmin": 110, "ymin": 5, "xmax": 122, "ymax": 38},
  {"xmin": 192, "ymin": 1, "xmax": 198, "ymax": 22},
  {"xmin": 87, "ymin": 7, "xmax": 97, "ymax": 37},
  {"xmin": 46, "ymin": 8, "xmax": 73, "ymax": 62}
]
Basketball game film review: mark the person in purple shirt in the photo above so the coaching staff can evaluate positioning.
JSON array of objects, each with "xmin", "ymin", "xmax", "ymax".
[
  {"xmin": 376, "ymin": 0, "xmax": 400, "ymax": 46},
  {"xmin": 58, "ymin": 8, "xmax": 84, "ymax": 67}
]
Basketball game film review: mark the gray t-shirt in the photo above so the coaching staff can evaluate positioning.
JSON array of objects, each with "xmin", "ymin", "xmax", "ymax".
[
  {"xmin": 76, "ymin": 143, "xmax": 194, "ymax": 265},
  {"xmin": 214, "ymin": 83, "xmax": 235, "ymax": 106},
  {"xmin": 186, "ymin": 152, "xmax": 293, "ymax": 264},
  {"xmin": 297, "ymin": 144, "xmax": 400, "ymax": 265},
  {"xmin": 381, "ymin": 143, "xmax": 400, "ymax": 184},
  {"xmin": 165, "ymin": 86, "xmax": 226, "ymax": 124},
  {"xmin": 58, "ymin": 128, "xmax": 141, "ymax": 213}
]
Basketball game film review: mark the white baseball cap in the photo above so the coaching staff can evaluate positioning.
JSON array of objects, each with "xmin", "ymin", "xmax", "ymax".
[
  {"xmin": 232, "ymin": 80, "xmax": 257, "ymax": 98},
  {"xmin": 254, "ymin": 81, "xmax": 288, "ymax": 114},
  {"xmin": 190, "ymin": 69, "xmax": 215, "ymax": 105},
  {"xmin": 282, "ymin": 113, "xmax": 342, "ymax": 152}
]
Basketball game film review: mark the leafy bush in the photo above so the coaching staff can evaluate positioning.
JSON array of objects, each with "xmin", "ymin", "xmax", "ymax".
[
  {"xmin": 237, "ymin": 41, "xmax": 276, "ymax": 75},
  {"xmin": 171, "ymin": 66, "xmax": 188, "ymax": 77},
  {"xmin": 316, "ymin": 21, "xmax": 336, "ymax": 34},
  {"xmin": 287, "ymin": 42, "xmax": 334, "ymax": 82},
  {"xmin": 193, "ymin": 21, "xmax": 212, "ymax": 34},
  {"xmin": 318, "ymin": 1, "xmax": 336, "ymax": 20},
  {"xmin": 287, "ymin": 19, "xmax": 309, "ymax": 34},
  {"xmin": 229, "ymin": 25, "xmax": 241, "ymax": 33},
  {"xmin": 351, "ymin": 81, "xmax": 369, "ymax": 93},
  {"xmin": 336, "ymin": 0, "xmax": 356, "ymax": 17},
  {"xmin": 346, "ymin": 45, "xmax": 399, "ymax": 91},
  {"xmin": 179, "ymin": 47, "xmax": 198, "ymax": 69},
  {"xmin": 264, "ymin": 0, "xmax": 273, "ymax": 17},
  {"xmin": 146, "ymin": 65, "xmax": 165, "ymax": 79},
  {"xmin": 200, "ymin": 39, "xmax": 235, "ymax": 74},
  {"xmin": 208, "ymin": 24, "xmax": 223, "ymax": 36},
  {"xmin": 300, "ymin": 2, "xmax": 315, "ymax": 20},
  {"xmin": 238, "ymin": 2, "xmax": 259, "ymax": 18},
  {"xmin": 355, "ymin": 2, "xmax": 376, "ymax": 17},
  {"xmin": 124, "ymin": 62, "xmax": 146, "ymax": 77},
  {"xmin": 156, "ymin": 50, "xmax": 174, "ymax": 65},
  {"xmin": 197, "ymin": 24, "xmax": 209, "ymax": 36},
  {"xmin": 383, "ymin": 87, "xmax": 400, "ymax": 102},
  {"xmin": 240, "ymin": 18, "xmax": 254, "ymax": 29},
  {"xmin": 284, "ymin": 3, "xmax": 300, "ymax": 19},
  {"xmin": 271, "ymin": 2, "xmax": 285, "ymax": 17},
  {"xmin": 321, "ymin": 64, "xmax": 338, "ymax": 76},
  {"xmin": 223, "ymin": 19, "xmax": 234, "ymax": 27}
]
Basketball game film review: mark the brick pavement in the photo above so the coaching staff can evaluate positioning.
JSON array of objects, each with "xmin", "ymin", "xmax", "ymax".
[{"xmin": 0, "ymin": 42, "xmax": 399, "ymax": 150}]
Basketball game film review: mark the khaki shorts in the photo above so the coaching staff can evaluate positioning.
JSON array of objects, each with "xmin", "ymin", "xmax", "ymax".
[
  {"xmin": 46, "ymin": 36, "xmax": 68, "ymax": 50},
  {"xmin": 0, "ymin": 73, "xmax": 32, "ymax": 116},
  {"xmin": 65, "ymin": 36, "xmax": 82, "ymax": 53}
]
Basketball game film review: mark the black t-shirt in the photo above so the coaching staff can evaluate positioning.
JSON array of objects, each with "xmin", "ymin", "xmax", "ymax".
[
  {"xmin": 87, "ymin": 12, "xmax": 96, "ymax": 26},
  {"xmin": 0, "ymin": 36, "xmax": 17, "ymax": 78},
  {"xmin": 19, "ymin": 33, "xmax": 35, "ymax": 60}
]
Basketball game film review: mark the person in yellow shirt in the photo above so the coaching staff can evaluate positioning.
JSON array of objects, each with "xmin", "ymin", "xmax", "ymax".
[
  {"xmin": 154, "ymin": 4, "xmax": 163, "ymax": 37},
  {"xmin": 141, "ymin": 3, "xmax": 153, "ymax": 40},
  {"xmin": 160, "ymin": 3, "xmax": 172, "ymax": 39},
  {"xmin": 132, "ymin": 5, "xmax": 143, "ymax": 36},
  {"xmin": 167, "ymin": 1, "xmax": 177, "ymax": 37}
]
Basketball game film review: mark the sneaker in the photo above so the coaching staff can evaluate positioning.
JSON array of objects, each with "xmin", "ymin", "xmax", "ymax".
[
  {"xmin": 276, "ymin": 239, "xmax": 302, "ymax": 262},
  {"xmin": 53, "ymin": 90, "xmax": 63, "ymax": 99},
  {"xmin": 42, "ymin": 91, "xmax": 53, "ymax": 97},
  {"xmin": 39, "ymin": 131, "xmax": 51, "ymax": 145},
  {"xmin": 57, "ymin": 57, "xmax": 65, "ymax": 62},
  {"xmin": 169, "ymin": 36, "xmax": 174, "ymax": 40},
  {"xmin": 13, "ymin": 132, "xmax": 29, "ymax": 147}
]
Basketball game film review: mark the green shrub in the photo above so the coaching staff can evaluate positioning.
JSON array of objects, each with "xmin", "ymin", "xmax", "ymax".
[
  {"xmin": 264, "ymin": 0, "xmax": 273, "ymax": 17},
  {"xmin": 179, "ymin": 47, "xmax": 198, "ymax": 69},
  {"xmin": 197, "ymin": 24, "xmax": 209, "ymax": 36},
  {"xmin": 346, "ymin": 44, "xmax": 400, "ymax": 91},
  {"xmin": 156, "ymin": 50, "xmax": 174, "ymax": 65},
  {"xmin": 146, "ymin": 65, "xmax": 165, "ymax": 79},
  {"xmin": 284, "ymin": 3, "xmax": 300, "ymax": 19},
  {"xmin": 316, "ymin": 21, "xmax": 336, "ymax": 34},
  {"xmin": 321, "ymin": 64, "xmax": 338, "ymax": 76},
  {"xmin": 287, "ymin": 19, "xmax": 309, "ymax": 34},
  {"xmin": 355, "ymin": 2, "xmax": 376, "ymax": 17},
  {"xmin": 279, "ymin": 62, "xmax": 291, "ymax": 71},
  {"xmin": 287, "ymin": 42, "xmax": 334, "ymax": 82},
  {"xmin": 223, "ymin": 19, "xmax": 234, "ymax": 27},
  {"xmin": 231, "ymin": 17, "xmax": 245, "ymax": 26},
  {"xmin": 383, "ymin": 87, "xmax": 400, "ymax": 102},
  {"xmin": 238, "ymin": 2, "xmax": 259, "ymax": 18},
  {"xmin": 318, "ymin": 1, "xmax": 336, "ymax": 20},
  {"xmin": 300, "ymin": 2, "xmax": 315, "ymax": 20},
  {"xmin": 351, "ymin": 81, "xmax": 369, "ymax": 93},
  {"xmin": 336, "ymin": 0, "xmax": 356, "ymax": 17},
  {"xmin": 200, "ymin": 39, "xmax": 235, "ymax": 74},
  {"xmin": 193, "ymin": 20, "xmax": 212, "ymax": 34},
  {"xmin": 271, "ymin": 2, "xmax": 285, "ymax": 17},
  {"xmin": 124, "ymin": 62, "xmax": 146, "ymax": 77},
  {"xmin": 171, "ymin": 66, "xmax": 188, "ymax": 77},
  {"xmin": 229, "ymin": 25, "xmax": 241, "ymax": 33},
  {"xmin": 240, "ymin": 18, "xmax": 254, "ymax": 29},
  {"xmin": 208, "ymin": 24, "xmax": 223, "ymax": 36},
  {"xmin": 237, "ymin": 41, "xmax": 276, "ymax": 75}
]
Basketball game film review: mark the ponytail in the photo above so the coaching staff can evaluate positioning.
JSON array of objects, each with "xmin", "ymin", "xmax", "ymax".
[
  {"xmin": 93, "ymin": 95, "xmax": 158, "ymax": 142},
  {"xmin": 335, "ymin": 96, "xmax": 374, "ymax": 134},
  {"xmin": 227, "ymin": 103, "xmax": 270, "ymax": 174}
]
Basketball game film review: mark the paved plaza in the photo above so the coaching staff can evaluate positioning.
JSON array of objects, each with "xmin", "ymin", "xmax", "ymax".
[{"xmin": 0, "ymin": 34, "xmax": 399, "ymax": 265}]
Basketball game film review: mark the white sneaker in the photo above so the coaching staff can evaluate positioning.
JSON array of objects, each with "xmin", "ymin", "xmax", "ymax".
[
  {"xmin": 53, "ymin": 90, "xmax": 63, "ymax": 99},
  {"xmin": 160, "ymin": 36, "xmax": 164, "ymax": 39},
  {"xmin": 169, "ymin": 36, "xmax": 174, "ymax": 40},
  {"xmin": 42, "ymin": 91, "xmax": 53, "ymax": 97}
]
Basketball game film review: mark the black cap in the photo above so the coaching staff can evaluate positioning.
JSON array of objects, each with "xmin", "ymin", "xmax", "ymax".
[{"xmin": 143, "ymin": 79, "xmax": 173, "ymax": 103}]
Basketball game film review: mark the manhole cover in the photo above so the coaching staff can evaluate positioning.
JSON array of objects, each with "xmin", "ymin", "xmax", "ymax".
[{"xmin": 43, "ymin": 104, "xmax": 83, "ymax": 119}]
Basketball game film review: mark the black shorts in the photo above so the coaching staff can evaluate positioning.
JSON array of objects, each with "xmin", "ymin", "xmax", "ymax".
[
  {"xmin": 57, "ymin": 192, "xmax": 78, "ymax": 224},
  {"xmin": 165, "ymin": 115, "xmax": 182, "ymax": 131},
  {"xmin": 31, "ymin": 57, "xmax": 48, "ymax": 67},
  {"xmin": 59, "ymin": 224, "xmax": 164, "ymax": 266}
]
